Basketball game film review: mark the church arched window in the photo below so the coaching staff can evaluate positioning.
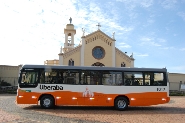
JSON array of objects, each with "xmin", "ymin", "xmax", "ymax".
[
  {"xmin": 121, "ymin": 62, "xmax": 126, "ymax": 67},
  {"xmin": 68, "ymin": 59, "xmax": 74, "ymax": 66}
]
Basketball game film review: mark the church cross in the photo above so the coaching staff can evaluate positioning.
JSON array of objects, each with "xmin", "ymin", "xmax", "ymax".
[{"xmin": 96, "ymin": 23, "xmax": 101, "ymax": 30}]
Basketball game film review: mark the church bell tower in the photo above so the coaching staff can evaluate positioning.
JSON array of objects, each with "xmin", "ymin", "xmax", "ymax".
[{"xmin": 63, "ymin": 17, "xmax": 76, "ymax": 53}]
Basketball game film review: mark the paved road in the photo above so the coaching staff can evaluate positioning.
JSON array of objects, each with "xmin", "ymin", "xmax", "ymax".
[{"xmin": 0, "ymin": 95, "xmax": 185, "ymax": 123}]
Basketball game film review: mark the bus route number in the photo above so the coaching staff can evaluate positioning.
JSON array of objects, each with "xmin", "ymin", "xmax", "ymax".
[{"xmin": 157, "ymin": 88, "xmax": 165, "ymax": 91}]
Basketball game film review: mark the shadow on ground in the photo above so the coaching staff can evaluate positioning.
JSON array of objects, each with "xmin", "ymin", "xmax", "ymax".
[{"xmin": 23, "ymin": 103, "xmax": 185, "ymax": 115}]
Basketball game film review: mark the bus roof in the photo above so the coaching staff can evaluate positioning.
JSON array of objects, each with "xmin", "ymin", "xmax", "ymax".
[{"xmin": 21, "ymin": 64, "xmax": 167, "ymax": 72}]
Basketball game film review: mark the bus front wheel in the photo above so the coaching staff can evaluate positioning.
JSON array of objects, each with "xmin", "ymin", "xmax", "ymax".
[
  {"xmin": 114, "ymin": 97, "xmax": 128, "ymax": 111},
  {"xmin": 40, "ymin": 95, "xmax": 55, "ymax": 109}
]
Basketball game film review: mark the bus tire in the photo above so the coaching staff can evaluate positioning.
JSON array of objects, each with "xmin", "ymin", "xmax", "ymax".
[
  {"xmin": 114, "ymin": 97, "xmax": 128, "ymax": 111},
  {"xmin": 40, "ymin": 95, "xmax": 55, "ymax": 109}
]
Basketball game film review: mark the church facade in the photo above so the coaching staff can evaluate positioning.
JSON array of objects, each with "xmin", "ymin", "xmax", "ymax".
[{"xmin": 58, "ymin": 21, "xmax": 134, "ymax": 67}]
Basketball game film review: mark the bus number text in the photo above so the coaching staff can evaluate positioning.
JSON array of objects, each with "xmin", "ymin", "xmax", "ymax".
[{"xmin": 157, "ymin": 88, "xmax": 165, "ymax": 91}]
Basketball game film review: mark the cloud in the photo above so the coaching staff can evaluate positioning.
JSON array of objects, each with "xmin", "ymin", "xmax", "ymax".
[
  {"xmin": 0, "ymin": 0, "xmax": 136, "ymax": 65},
  {"xmin": 158, "ymin": 38, "xmax": 166, "ymax": 42},
  {"xmin": 160, "ymin": 47, "xmax": 174, "ymax": 50},
  {"xmin": 147, "ymin": 19, "xmax": 155, "ymax": 24},
  {"xmin": 135, "ymin": 53, "xmax": 149, "ymax": 57},
  {"xmin": 71, "ymin": 1, "xmax": 134, "ymax": 37},
  {"xmin": 180, "ymin": 48, "xmax": 185, "ymax": 51},
  {"xmin": 168, "ymin": 66, "xmax": 185, "ymax": 73},
  {"xmin": 140, "ymin": 0, "xmax": 154, "ymax": 8},
  {"xmin": 0, "ymin": 0, "xmax": 80, "ymax": 65},
  {"xmin": 116, "ymin": 0, "xmax": 153, "ymax": 9},
  {"xmin": 177, "ymin": 12, "xmax": 185, "ymax": 21},
  {"xmin": 117, "ymin": 42, "xmax": 131, "ymax": 48},
  {"xmin": 140, "ymin": 37, "xmax": 161, "ymax": 46},
  {"xmin": 173, "ymin": 34, "xmax": 178, "ymax": 36},
  {"xmin": 160, "ymin": 0, "xmax": 178, "ymax": 9}
]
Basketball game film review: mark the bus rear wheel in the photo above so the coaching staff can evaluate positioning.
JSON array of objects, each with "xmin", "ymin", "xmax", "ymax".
[
  {"xmin": 114, "ymin": 97, "xmax": 128, "ymax": 111},
  {"xmin": 40, "ymin": 95, "xmax": 55, "ymax": 109}
]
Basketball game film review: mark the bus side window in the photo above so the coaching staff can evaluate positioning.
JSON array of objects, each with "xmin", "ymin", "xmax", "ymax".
[
  {"xmin": 125, "ymin": 79, "xmax": 131, "ymax": 86},
  {"xmin": 40, "ymin": 71, "xmax": 45, "ymax": 84},
  {"xmin": 40, "ymin": 70, "xmax": 58, "ymax": 84},
  {"xmin": 80, "ymin": 71, "xmax": 101, "ymax": 85},
  {"xmin": 153, "ymin": 73, "xmax": 165, "ymax": 86},
  {"xmin": 124, "ymin": 72, "xmax": 143, "ymax": 86},
  {"xmin": 143, "ymin": 72, "xmax": 166, "ymax": 86},
  {"xmin": 102, "ymin": 71, "xmax": 122, "ymax": 86},
  {"xmin": 144, "ymin": 73, "xmax": 151, "ymax": 86},
  {"xmin": 61, "ymin": 70, "xmax": 79, "ymax": 85},
  {"xmin": 58, "ymin": 72, "xmax": 64, "ymax": 84}
]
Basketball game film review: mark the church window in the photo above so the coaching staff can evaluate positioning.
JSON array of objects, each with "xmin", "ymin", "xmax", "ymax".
[
  {"xmin": 121, "ymin": 62, "xmax": 126, "ymax": 67},
  {"xmin": 68, "ymin": 33, "xmax": 71, "ymax": 43},
  {"xmin": 91, "ymin": 62, "xmax": 105, "ymax": 66},
  {"xmin": 68, "ymin": 59, "xmax": 74, "ymax": 66},
  {"xmin": 92, "ymin": 46, "xmax": 105, "ymax": 59}
]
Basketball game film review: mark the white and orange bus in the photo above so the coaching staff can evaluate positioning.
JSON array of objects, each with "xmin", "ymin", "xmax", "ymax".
[{"xmin": 16, "ymin": 65, "xmax": 170, "ymax": 111}]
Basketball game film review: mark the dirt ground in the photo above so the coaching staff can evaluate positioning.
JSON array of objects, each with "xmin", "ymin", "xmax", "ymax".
[{"xmin": 0, "ymin": 95, "xmax": 185, "ymax": 123}]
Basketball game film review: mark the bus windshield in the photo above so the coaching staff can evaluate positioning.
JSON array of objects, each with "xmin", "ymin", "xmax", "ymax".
[{"xmin": 19, "ymin": 69, "xmax": 39, "ymax": 88}]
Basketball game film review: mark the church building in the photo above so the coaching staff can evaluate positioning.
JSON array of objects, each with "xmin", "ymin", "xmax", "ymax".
[{"xmin": 58, "ymin": 18, "xmax": 134, "ymax": 67}]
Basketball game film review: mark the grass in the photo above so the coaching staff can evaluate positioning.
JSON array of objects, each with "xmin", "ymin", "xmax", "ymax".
[
  {"xmin": 169, "ymin": 92, "xmax": 185, "ymax": 96},
  {"xmin": 0, "ymin": 90, "xmax": 17, "ymax": 94}
]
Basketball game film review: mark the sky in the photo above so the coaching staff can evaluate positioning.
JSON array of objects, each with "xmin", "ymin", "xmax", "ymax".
[{"xmin": 0, "ymin": 0, "xmax": 185, "ymax": 73}]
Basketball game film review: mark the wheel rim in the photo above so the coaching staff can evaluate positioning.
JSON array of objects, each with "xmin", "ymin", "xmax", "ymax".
[
  {"xmin": 43, "ymin": 98, "xmax": 51, "ymax": 107},
  {"xmin": 117, "ymin": 100, "xmax": 126, "ymax": 109}
]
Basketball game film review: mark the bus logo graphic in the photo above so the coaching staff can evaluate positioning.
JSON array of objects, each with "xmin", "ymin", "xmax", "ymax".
[
  {"xmin": 40, "ymin": 85, "xmax": 63, "ymax": 90},
  {"xmin": 83, "ymin": 87, "xmax": 94, "ymax": 97}
]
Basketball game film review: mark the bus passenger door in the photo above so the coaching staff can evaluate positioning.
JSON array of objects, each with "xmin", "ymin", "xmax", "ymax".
[
  {"xmin": 79, "ymin": 71, "xmax": 100, "ymax": 106},
  {"xmin": 56, "ymin": 70, "xmax": 79, "ymax": 106}
]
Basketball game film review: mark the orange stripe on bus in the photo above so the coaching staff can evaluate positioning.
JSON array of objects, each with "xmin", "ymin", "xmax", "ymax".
[{"xmin": 16, "ymin": 89, "xmax": 170, "ymax": 106}]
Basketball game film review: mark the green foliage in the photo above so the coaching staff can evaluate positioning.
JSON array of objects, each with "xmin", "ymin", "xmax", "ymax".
[
  {"xmin": 0, "ymin": 80, "xmax": 11, "ymax": 86},
  {"xmin": 170, "ymin": 92, "xmax": 185, "ymax": 96},
  {"xmin": 6, "ymin": 90, "xmax": 17, "ymax": 94}
]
